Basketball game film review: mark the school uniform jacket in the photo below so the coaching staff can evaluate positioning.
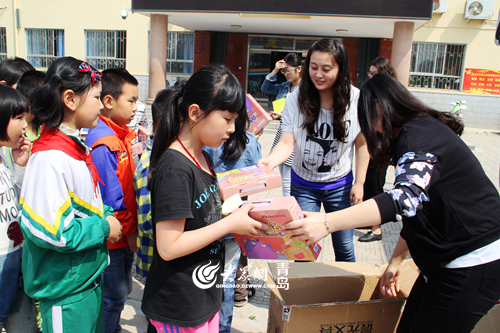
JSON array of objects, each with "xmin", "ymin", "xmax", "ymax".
[
  {"xmin": 86, "ymin": 115, "xmax": 138, "ymax": 250},
  {"xmin": 19, "ymin": 128, "xmax": 114, "ymax": 300}
]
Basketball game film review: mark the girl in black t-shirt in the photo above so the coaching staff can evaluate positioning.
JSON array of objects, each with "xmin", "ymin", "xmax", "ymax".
[{"xmin": 142, "ymin": 65, "xmax": 268, "ymax": 333}]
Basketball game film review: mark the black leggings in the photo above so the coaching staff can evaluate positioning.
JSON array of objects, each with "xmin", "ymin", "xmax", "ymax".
[{"xmin": 398, "ymin": 258, "xmax": 500, "ymax": 333}]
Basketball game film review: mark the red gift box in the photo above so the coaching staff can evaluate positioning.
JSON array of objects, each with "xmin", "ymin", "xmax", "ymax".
[
  {"xmin": 232, "ymin": 196, "xmax": 322, "ymax": 261},
  {"xmin": 130, "ymin": 125, "xmax": 152, "ymax": 156},
  {"xmin": 246, "ymin": 94, "xmax": 272, "ymax": 134},
  {"xmin": 217, "ymin": 165, "xmax": 281, "ymax": 201}
]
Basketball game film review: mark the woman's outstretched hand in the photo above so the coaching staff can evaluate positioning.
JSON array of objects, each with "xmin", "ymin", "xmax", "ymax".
[
  {"xmin": 380, "ymin": 262, "xmax": 402, "ymax": 298},
  {"xmin": 257, "ymin": 157, "xmax": 275, "ymax": 170},
  {"xmin": 283, "ymin": 211, "xmax": 330, "ymax": 245}
]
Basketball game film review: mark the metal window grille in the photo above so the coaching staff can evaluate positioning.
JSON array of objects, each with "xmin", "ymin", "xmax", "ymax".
[
  {"xmin": 409, "ymin": 42, "xmax": 466, "ymax": 91},
  {"xmin": 167, "ymin": 32, "xmax": 194, "ymax": 75},
  {"xmin": 0, "ymin": 28, "xmax": 6, "ymax": 62},
  {"xmin": 25, "ymin": 29, "xmax": 64, "ymax": 68},
  {"xmin": 85, "ymin": 30, "xmax": 126, "ymax": 70}
]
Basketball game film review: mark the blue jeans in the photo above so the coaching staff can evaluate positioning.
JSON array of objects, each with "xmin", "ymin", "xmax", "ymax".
[
  {"xmin": 219, "ymin": 238, "xmax": 241, "ymax": 333},
  {"xmin": 291, "ymin": 181, "xmax": 355, "ymax": 262},
  {"xmin": 102, "ymin": 247, "xmax": 134, "ymax": 333}
]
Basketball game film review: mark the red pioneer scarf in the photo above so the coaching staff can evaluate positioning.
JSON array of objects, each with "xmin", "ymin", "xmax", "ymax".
[{"xmin": 31, "ymin": 127, "xmax": 104, "ymax": 193}]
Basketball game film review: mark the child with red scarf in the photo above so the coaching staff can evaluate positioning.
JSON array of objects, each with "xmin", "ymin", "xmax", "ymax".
[{"xmin": 19, "ymin": 57, "xmax": 122, "ymax": 333}]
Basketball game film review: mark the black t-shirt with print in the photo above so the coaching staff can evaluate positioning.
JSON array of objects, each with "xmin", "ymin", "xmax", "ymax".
[{"xmin": 142, "ymin": 149, "xmax": 225, "ymax": 327}]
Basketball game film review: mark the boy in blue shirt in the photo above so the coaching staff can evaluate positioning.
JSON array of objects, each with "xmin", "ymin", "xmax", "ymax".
[{"xmin": 85, "ymin": 69, "xmax": 139, "ymax": 333}]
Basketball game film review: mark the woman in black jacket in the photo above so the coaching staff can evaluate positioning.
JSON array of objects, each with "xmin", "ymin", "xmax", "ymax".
[{"xmin": 283, "ymin": 73, "xmax": 500, "ymax": 333}]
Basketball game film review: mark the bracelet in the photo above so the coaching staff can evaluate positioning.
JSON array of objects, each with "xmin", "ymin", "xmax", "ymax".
[{"xmin": 324, "ymin": 212, "xmax": 330, "ymax": 232}]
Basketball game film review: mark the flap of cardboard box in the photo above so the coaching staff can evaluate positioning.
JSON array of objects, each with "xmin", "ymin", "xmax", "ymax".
[
  {"xmin": 258, "ymin": 261, "xmax": 285, "ymax": 304},
  {"xmin": 472, "ymin": 303, "xmax": 500, "ymax": 333},
  {"xmin": 267, "ymin": 260, "xmax": 419, "ymax": 307},
  {"xmin": 268, "ymin": 262, "xmax": 381, "ymax": 306}
]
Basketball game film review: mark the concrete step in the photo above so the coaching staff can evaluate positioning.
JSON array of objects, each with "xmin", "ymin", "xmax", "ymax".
[
  {"xmin": 262, "ymin": 120, "xmax": 279, "ymax": 135},
  {"xmin": 265, "ymin": 120, "xmax": 280, "ymax": 130}
]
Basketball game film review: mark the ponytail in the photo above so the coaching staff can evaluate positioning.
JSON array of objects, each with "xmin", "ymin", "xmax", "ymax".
[
  {"xmin": 147, "ymin": 64, "xmax": 248, "ymax": 191},
  {"xmin": 30, "ymin": 57, "xmax": 98, "ymax": 130},
  {"xmin": 30, "ymin": 75, "xmax": 64, "ymax": 129},
  {"xmin": 220, "ymin": 113, "xmax": 248, "ymax": 160},
  {"xmin": 148, "ymin": 87, "xmax": 184, "ymax": 190}
]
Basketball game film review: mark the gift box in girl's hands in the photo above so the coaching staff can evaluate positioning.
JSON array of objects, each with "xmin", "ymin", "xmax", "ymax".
[
  {"xmin": 217, "ymin": 165, "xmax": 281, "ymax": 201},
  {"xmin": 232, "ymin": 196, "xmax": 322, "ymax": 261}
]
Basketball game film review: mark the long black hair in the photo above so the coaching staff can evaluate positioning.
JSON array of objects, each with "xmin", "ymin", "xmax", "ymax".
[
  {"xmin": 148, "ymin": 64, "xmax": 247, "ymax": 189},
  {"xmin": 298, "ymin": 38, "xmax": 352, "ymax": 142},
  {"xmin": 359, "ymin": 74, "xmax": 463, "ymax": 167},
  {"xmin": 220, "ymin": 113, "xmax": 249, "ymax": 160},
  {"xmin": 0, "ymin": 85, "xmax": 29, "ymax": 142},
  {"xmin": 30, "ymin": 57, "xmax": 99, "ymax": 129}
]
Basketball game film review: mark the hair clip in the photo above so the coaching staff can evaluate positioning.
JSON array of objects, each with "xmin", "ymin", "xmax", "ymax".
[{"xmin": 78, "ymin": 62, "xmax": 102, "ymax": 86}]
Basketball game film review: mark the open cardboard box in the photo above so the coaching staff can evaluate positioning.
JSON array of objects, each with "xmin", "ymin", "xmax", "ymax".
[
  {"xmin": 265, "ymin": 260, "xmax": 419, "ymax": 333},
  {"xmin": 472, "ymin": 302, "xmax": 500, "ymax": 332}
]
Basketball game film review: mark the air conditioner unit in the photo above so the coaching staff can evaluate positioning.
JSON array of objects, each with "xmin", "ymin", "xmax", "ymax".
[
  {"xmin": 433, "ymin": 0, "xmax": 448, "ymax": 13},
  {"xmin": 464, "ymin": 0, "xmax": 495, "ymax": 20}
]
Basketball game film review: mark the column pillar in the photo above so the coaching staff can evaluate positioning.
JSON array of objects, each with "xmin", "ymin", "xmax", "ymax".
[
  {"xmin": 147, "ymin": 14, "xmax": 168, "ymax": 105},
  {"xmin": 390, "ymin": 21, "xmax": 414, "ymax": 87}
]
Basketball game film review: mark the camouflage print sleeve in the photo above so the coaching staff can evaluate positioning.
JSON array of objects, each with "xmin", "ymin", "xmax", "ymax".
[{"xmin": 386, "ymin": 152, "xmax": 438, "ymax": 218}]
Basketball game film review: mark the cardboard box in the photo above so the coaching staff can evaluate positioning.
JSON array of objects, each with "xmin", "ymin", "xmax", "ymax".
[
  {"xmin": 232, "ymin": 197, "xmax": 321, "ymax": 261},
  {"xmin": 266, "ymin": 260, "xmax": 420, "ymax": 333},
  {"xmin": 472, "ymin": 303, "xmax": 500, "ymax": 333},
  {"xmin": 217, "ymin": 165, "xmax": 281, "ymax": 201},
  {"xmin": 246, "ymin": 94, "xmax": 272, "ymax": 134}
]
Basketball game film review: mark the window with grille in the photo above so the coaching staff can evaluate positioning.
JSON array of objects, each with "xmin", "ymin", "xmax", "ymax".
[
  {"xmin": 25, "ymin": 29, "xmax": 64, "ymax": 68},
  {"xmin": 167, "ymin": 32, "xmax": 194, "ymax": 75},
  {"xmin": 85, "ymin": 30, "xmax": 126, "ymax": 70},
  {"xmin": 409, "ymin": 43, "xmax": 466, "ymax": 91},
  {"xmin": 0, "ymin": 28, "xmax": 6, "ymax": 62}
]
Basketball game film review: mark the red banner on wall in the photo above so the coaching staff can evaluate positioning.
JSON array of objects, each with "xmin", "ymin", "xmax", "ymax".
[{"xmin": 462, "ymin": 68, "xmax": 500, "ymax": 95}]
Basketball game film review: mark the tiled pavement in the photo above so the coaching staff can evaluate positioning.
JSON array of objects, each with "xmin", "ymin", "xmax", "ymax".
[{"xmin": 122, "ymin": 124, "xmax": 500, "ymax": 333}]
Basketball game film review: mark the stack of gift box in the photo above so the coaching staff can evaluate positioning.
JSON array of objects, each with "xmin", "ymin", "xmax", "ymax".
[{"xmin": 218, "ymin": 164, "xmax": 322, "ymax": 261}]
